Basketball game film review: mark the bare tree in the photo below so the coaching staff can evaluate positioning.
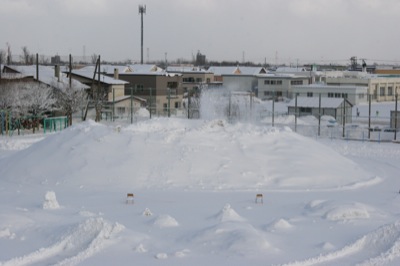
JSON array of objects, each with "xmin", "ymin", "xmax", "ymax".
[
  {"xmin": 91, "ymin": 53, "xmax": 98, "ymax": 64},
  {"xmin": 21, "ymin": 46, "xmax": 34, "ymax": 65},
  {"xmin": 0, "ymin": 50, "xmax": 5, "ymax": 65},
  {"xmin": 53, "ymin": 81, "xmax": 87, "ymax": 126}
]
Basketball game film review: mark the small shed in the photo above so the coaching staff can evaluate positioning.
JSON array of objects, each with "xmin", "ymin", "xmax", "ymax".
[{"xmin": 287, "ymin": 97, "xmax": 353, "ymax": 124}]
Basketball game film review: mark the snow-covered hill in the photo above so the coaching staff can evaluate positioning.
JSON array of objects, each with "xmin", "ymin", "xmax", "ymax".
[{"xmin": 1, "ymin": 118, "xmax": 400, "ymax": 265}]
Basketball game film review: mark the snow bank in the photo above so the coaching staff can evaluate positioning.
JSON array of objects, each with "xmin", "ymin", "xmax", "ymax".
[{"xmin": 0, "ymin": 118, "xmax": 374, "ymax": 191}]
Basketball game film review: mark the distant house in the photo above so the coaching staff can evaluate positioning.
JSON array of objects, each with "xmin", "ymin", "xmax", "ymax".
[
  {"xmin": 287, "ymin": 97, "xmax": 353, "ymax": 124},
  {"xmin": 208, "ymin": 66, "xmax": 267, "ymax": 95},
  {"xmin": 166, "ymin": 66, "xmax": 215, "ymax": 94},
  {"xmin": 113, "ymin": 72, "xmax": 184, "ymax": 116}
]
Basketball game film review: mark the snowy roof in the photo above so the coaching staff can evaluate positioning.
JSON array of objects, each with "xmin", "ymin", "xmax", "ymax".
[
  {"xmin": 166, "ymin": 66, "xmax": 211, "ymax": 73},
  {"xmin": 71, "ymin": 69, "xmax": 129, "ymax": 85},
  {"xmin": 129, "ymin": 64, "xmax": 163, "ymax": 73},
  {"xmin": 276, "ymin": 67, "xmax": 308, "ymax": 73},
  {"xmin": 287, "ymin": 97, "xmax": 350, "ymax": 108},
  {"xmin": 4, "ymin": 65, "xmax": 89, "ymax": 90},
  {"xmin": 208, "ymin": 66, "xmax": 266, "ymax": 76},
  {"xmin": 293, "ymin": 83, "xmax": 368, "ymax": 90},
  {"xmin": 76, "ymin": 65, "xmax": 133, "ymax": 75},
  {"xmin": 110, "ymin": 95, "xmax": 147, "ymax": 103}
]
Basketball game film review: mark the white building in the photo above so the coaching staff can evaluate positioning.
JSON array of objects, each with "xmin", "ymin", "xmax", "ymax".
[
  {"xmin": 325, "ymin": 71, "xmax": 400, "ymax": 102},
  {"xmin": 291, "ymin": 84, "xmax": 368, "ymax": 105}
]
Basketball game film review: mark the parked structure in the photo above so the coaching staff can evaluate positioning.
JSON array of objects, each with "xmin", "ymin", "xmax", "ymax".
[{"xmin": 287, "ymin": 97, "xmax": 353, "ymax": 124}]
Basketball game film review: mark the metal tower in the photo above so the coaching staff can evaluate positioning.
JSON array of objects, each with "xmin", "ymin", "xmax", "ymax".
[{"xmin": 139, "ymin": 5, "xmax": 146, "ymax": 65}]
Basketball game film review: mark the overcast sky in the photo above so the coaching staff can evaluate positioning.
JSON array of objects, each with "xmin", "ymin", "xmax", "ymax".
[{"xmin": 1, "ymin": 0, "xmax": 400, "ymax": 65}]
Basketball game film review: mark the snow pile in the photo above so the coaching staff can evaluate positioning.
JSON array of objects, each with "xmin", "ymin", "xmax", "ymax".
[
  {"xmin": 0, "ymin": 119, "xmax": 374, "ymax": 191},
  {"xmin": 42, "ymin": 191, "xmax": 60, "ymax": 210},
  {"xmin": 153, "ymin": 215, "xmax": 179, "ymax": 228},
  {"xmin": 216, "ymin": 204, "xmax": 246, "ymax": 222}
]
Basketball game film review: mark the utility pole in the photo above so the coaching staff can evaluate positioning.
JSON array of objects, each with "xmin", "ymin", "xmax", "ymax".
[{"xmin": 139, "ymin": 5, "xmax": 146, "ymax": 65}]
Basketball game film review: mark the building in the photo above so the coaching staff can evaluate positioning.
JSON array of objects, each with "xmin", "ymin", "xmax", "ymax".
[
  {"xmin": 257, "ymin": 73, "xmax": 311, "ymax": 101},
  {"xmin": 116, "ymin": 72, "xmax": 184, "ymax": 116},
  {"xmin": 287, "ymin": 97, "xmax": 353, "ymax": 124},
  {"xmin": 166, "ymin": 66, "xmax": 214, "ymax": 93},
  {"xmin": 325, "ymin": 71, "xmax": 400, "ymax": 102},
  {"xmin": 291, "ymin": 84, "xmax": 368, "ymax": 105},
  {"xmin": 207, "ymin": 66, "xmax": 267, "ymax": 95}
]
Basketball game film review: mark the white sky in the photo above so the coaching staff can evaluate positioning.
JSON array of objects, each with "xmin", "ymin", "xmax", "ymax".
[{"xmin": 1, "ymin": 0, "xmax": 400, "ymax": 65}]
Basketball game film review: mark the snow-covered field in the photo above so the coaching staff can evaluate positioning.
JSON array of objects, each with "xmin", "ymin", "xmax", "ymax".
[{"xmin": 1, "ymin": 117, "xmax": 400, "ymax": 265}]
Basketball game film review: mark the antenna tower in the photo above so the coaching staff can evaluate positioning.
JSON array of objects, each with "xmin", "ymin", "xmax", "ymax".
[{"xmin": 139, "ymin": 5, "xmax": 146, "ymax": 65}]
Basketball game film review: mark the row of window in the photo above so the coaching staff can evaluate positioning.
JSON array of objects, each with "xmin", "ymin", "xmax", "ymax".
[
  {"xmin": 183, "ymin": 77, "xmax": 204, "ymax": 83},
  {"xmin": 263, "ymin": 80, "xmax": 304, "ymax": 85},
  {"xmin": 327, "ymin": 93, "xmax": 348, "ymax": 98},
  {"xmin": 380, "ymin": 86, "xmax": 394, "ymax": 96}
]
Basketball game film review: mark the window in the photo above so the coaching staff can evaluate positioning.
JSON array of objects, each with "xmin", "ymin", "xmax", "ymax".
[
  {"xmin": 299, "ymin": 107, "xmax": 312, "ymax": 113},
  {"xmin": 136, "ymin": 84, "xmax": 144, "ymax": 92},
  {"xmin": 175, "ymin": 102, "xmax": 180, "ymax": 109},
  {"xmin": 265, "ymin": 80, "xmax": 282, "ymax": 85},
  {"xmin": 196, "ymin": 78, "xmax": 202, "ymax": 83},
  {"xmin": 206, "ymin": 78, "xmax": 210, "ymax": 83},
  {"xmin": 358, "ymin": 93, "xmax": 365, "ymax": 99},
  {"xmin": 307, "ymin": 92, "xmax": 313, "ymax": 97},
  {"xmin": 328, "ymin": 93, "xmax": 334, "ymax": 98},
  {"xmin": 167, "ymin": 82, "xmax": 178, "ymax": 88},
  {"xmin": 168, "ymin": 88, "xmax": 177, "ymax": 98},
  {"xmin": 380, "ymin": 87, "xmax": 385, "ymax": 96},
  {"xmin": 264, "ymin": 91, "xmax": 271, "ymax": 96},
  {"xmin": 117, "ymin": 107, "xmax": 125, "ymax": 115},
  {"xmin": 183, "ymin": 77, "xmax": 195, "ymax": 83},
  {"xmin": 291, "ymin": 80, "xmax": 304, "ymax": 85},
  {"xmin": 341, "ymin": 93, "xmax": 348, "ymax": 98},
  {"xmin": 388, "ymin": 86, "xmax": 393, "ymax": 96}
]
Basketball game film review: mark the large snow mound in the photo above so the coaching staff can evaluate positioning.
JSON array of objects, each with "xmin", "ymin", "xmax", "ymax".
[{"xmin": 0, "ymin": 118, "xmax": 373, "ymax": 191}]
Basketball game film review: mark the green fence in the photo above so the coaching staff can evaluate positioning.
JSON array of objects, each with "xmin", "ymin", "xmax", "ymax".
[{"xmin": 43, "ymin": 117, "xmax": 68, "ymax": 134}]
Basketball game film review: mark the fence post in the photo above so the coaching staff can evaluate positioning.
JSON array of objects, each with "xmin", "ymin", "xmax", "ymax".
[
  {"xmin": 149, "ymin": 87, "xmax": 152, "ymax": 119},
  {"xmin": 395, "ymin": 93, "xmax": 398, "ymax": 141},
  {"xmin": 318, "ymin": 93, "xmax": 321, "ymax": 137},
  {"xmin": 294, "ymin": 93, "xmax": 298, "ymax": 133},
  {"xmin": 368, "ymin": 94, "xmax": 371, "ymax": 139},
  {"xmin": 272, "ymin": 91, "xmax": 275, "ymax": 127},
  {"xmin": 342, "ymin": 95, "xmax": 346, "ymax": 138}
]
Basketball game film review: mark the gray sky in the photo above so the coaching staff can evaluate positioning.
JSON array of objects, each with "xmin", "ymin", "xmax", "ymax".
[{"xmin": 1, "ymin": 0, "xmax": 400, "ymax": 65}]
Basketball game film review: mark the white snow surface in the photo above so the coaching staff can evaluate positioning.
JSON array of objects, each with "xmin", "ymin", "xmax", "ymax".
[{"xmin": 0, "ymin": 117, "xmax": 400, "ymax": 265}]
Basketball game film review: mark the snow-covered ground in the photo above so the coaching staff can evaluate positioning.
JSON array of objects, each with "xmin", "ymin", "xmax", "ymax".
[{"xmin": 1, "ymin": 116, "xmax": 400, "ymax": 266}]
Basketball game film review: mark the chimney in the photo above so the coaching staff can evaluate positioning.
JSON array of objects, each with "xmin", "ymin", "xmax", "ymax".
[
  {"xmin": 55, "ymin": 65, "xmax": 60, "ymax": 82},
  {"xmin": 114, "ymin": 68, "xmax": 119, "ymax": 80}
]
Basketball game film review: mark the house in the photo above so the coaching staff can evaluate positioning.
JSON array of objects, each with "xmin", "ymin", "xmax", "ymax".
[
  {"xmin": 166, "ymin": 66, "xmax": 215, "ymax": 94},
  {"xmin": 291, "ymin": 83, "xmax": 368, "ymax": 105},
  {"xmin": 68, "ymin": 68, "xmax": 128, "ymax": 101},
  {"xmin": 257, "ymin": 73, "xmax": 311, "ymax": 101},
  {"xmin": 287, "ymin": 97, "xmax": 353, "ymax": 124},
  {"xmin": 207, "ymin": 66, "xmax": 267, "ymax": 95},
  {"xmin": 3, "ymin": 65, "xmax": 88, "ymax": 91},
  {"xmin": 113, "ymin": 72, "xmax": 184, "ymax": 116}
]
